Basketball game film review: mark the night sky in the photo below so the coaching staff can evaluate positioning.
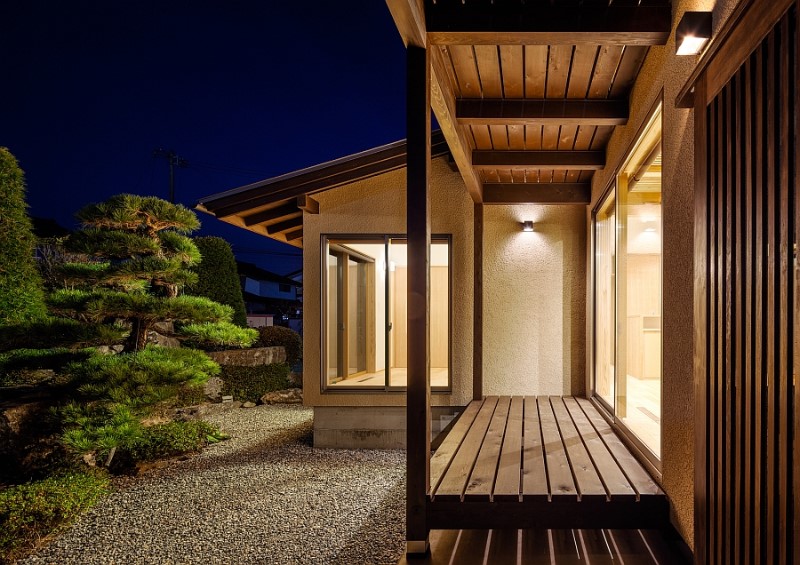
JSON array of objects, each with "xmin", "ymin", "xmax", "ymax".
[{"xmin": 1, "ymin": 0, "xmax": 409, "ymax": 275}]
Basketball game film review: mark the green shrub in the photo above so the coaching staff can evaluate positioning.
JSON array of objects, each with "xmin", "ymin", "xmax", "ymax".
[
  {"xmin": 221, "ymin": 363, "xmax": 291, "ymax": 403},
  {"xmin": 0, "ymin": 348, "xmax": 97, "ymax": 387},
  {"xmin": 0, "ymin": 470, "xmax": 110, "ymax": 560},
  {"xmin": 178, "ymin": 321, "xmax": 257, "ymax": 350},
  {"xmin": 122, "ymin": 420, "xmax": 225, "ymax": 462},
  {"xmin": 0, "ymin": 318, "xmax": 127, "ymax": 352},
  {"xmin": 0, "ymin": 147, "xmax": 47, "ymax": 326},
  {"xmin": 256, "ymin": 326, "xmax": 301, "ymax": 365},
  {"xmin": 190, "ymin": 237, "xmax": 248, "ymax": 327},
  {"xmin": 59, "ymin": 403, "xmax": 142, "ymax": 459},
  {"xmin": 65, "ymin": 346, "xmax": 220, "ymax": 409}
]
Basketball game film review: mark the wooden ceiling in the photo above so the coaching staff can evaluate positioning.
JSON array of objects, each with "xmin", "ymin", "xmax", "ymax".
[{"xmin": 388, "ymin": 0, "xmax": 673, "ymax": 204}]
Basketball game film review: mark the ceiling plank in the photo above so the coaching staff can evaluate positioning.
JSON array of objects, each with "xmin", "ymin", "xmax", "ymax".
[
  {"xmin": 456, "ymin": 99, "xmax": 629, "ymax": 126},
  {"xmin": 242, "ymin": 202, "xmax": 299, "ymax": 226},
  {"xmin": 472, "ymin": 150, "xmax": 605, "ymax": 170},
  {"xmin": 426, "ymin": 4, "xmax": 672, "ymax": 46},
  {"xmin": 483, "ymin": 183, "xmax": 591, "ymax": 204},
  {"xmin": 266, "ymin": 216, "xmax": 303, "ymax": 235}
]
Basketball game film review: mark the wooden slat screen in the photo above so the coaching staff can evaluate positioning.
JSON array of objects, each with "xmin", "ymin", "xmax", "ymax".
[{"xmin": 698, "ymin": 7, "xmax": 797, "ymax": 564}]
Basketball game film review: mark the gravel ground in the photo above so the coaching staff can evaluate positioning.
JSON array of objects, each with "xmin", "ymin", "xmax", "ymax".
[{"xmin": 22, "ymin": 405, "xmax": 406, "ymax": 565}]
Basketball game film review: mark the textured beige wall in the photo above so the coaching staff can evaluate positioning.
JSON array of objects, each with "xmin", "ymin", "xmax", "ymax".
[
  {"xmin": 303, "ymin": 157, "xmax": 474, "ymax": 407},
  {"xmin": 587, "ymin": 0, "xmax": 742, "ymax": 550},
  {"xmin": 484, "ymin": 205, "xmax": 586, "ymax": 396}
]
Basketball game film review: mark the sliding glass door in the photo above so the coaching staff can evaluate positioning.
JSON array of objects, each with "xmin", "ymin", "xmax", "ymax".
[
  {"xmin": 323, "ymin": 235, "xmax": 450, "ymax": 391},
  {"xmin": 593, "ymin": 104, "xmax": 662, "ymax": 461}
]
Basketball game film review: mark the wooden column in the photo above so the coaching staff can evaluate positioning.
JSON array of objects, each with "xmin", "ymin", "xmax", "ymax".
[
  {"xmin": 473, "ymin": 202, "xmax": 483, "ymax": 400},
  {"xmin": 406, "ymin": 43, "xmax": 431, "ymax": 555}
]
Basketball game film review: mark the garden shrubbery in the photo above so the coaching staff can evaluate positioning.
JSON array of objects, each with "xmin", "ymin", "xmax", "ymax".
[
  {"xmin": 121, "ymin": 420, "xmax": 225, "ymax": 462},
  {"xmin": 256, "ymin": 325, "xmax": 301, "ymax": 366},
  {"xmin": 221, "ymin": 363, "xmax": 291, "ymax": 403},
  {"xmin": 0, "ymin": 470, "xmax": 111, "ymax": 560}
]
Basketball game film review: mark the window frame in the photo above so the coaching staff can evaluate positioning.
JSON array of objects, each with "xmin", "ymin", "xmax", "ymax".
[{"xmin": 319, "ymin": 233, "xmax": 453, "ymax": 393}]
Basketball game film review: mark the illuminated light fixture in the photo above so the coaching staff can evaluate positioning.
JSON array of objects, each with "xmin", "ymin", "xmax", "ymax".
[
  {"xmin": 521, "ymin": 221, "xmax": 535, "ymax": 232},
  {"xmin": 644, "ymin": 227, "xmax": 657, "ymax": 233},
  {"xmin": 676, "ymin": 11, "xmax": 712, "ymax": 55}
]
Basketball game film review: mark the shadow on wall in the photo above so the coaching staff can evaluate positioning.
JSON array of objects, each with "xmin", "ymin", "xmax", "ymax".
[{"xmin": 484, "ymin": 205, "xmax": 586, "ymax": 397}]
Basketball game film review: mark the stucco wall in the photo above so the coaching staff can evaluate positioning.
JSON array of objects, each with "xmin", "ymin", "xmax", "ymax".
[
  {"xmin": 587, "ymin": 0, "xmax": 742, "ymax": 549},
  {"xmin": 484, "ymin": 205, "xmax": 586, "ymax": 396},
  {"xmin": 303, "ymin": 157, "xmax": 474, "ymax": 407}
]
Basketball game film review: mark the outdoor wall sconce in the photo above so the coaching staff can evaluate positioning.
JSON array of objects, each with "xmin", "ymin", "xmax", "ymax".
[
  {"xmin": 676, "ymin": 11, "xmax": 712, "ymax": 55},
  {"xmin": 521, "ymin": 221, "xmax": 535, "ymax": 232}
]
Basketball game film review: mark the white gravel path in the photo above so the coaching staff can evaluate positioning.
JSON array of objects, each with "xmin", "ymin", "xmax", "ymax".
[{"xmin": 22, "ymin": 405, "xmax": 406, "ymax": 565}]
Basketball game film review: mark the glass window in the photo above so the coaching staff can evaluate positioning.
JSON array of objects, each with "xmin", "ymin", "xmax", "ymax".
[
  {"xmin": 593, "ymin": 104, "xmax": 662, "ymax": 460},
  {"xmin": 322, "ymin": 236, "xmax": 450, "ymax": 391}
]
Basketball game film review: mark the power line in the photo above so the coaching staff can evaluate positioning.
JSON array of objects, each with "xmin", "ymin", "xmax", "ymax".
[{"xmin": 153, "ymin": 149, "xmax": 188, "ymax": 203}]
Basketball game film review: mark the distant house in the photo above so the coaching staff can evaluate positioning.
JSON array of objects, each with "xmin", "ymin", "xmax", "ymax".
[{"xmin": 236, "ymin": 261, "xmax": 302, "ymax": 330}]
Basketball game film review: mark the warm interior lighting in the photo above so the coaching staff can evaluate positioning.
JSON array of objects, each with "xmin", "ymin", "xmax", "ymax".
[
  {"xmin": 521, "ymin": 221, "xmax": 534, "ymax": 232},
  {"xmin": 676, "ymin": 11, "xmax": 712, "ymax": 55}
]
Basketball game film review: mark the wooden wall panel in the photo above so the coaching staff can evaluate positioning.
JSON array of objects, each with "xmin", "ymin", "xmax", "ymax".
[{"xmin": 696, "ymin": 8, "xmax": 797, "ymax": 564}]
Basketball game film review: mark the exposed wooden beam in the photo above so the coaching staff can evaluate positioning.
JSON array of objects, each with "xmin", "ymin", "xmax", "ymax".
[
  {"xmin": 241, "ymin": 202, "xmax": 299, "ymax": 226},
  {"xmin": 456, "ymin": 99, "xmax": 629, "ymax": 126},
  {"xmin": 426, "ymin": 3, "xmax": 672, "ymax": 46},
  {"xmin": 482, "ymin": 183, "xmax": 591, "ymax": 204},
  {"xmin": 284, "ymin": 228, "xmax": 303, "ymax": 242},
  {"xmin": 386, "ymin": 0, "xmax": 426, "ymax": 47},
  {"xmin": 297, "ymin": 195, "xmax": 319, "ymax": 214},
  {"xmin": 473, "ymin": 203, "xmax": 483, "ymax": 401},
  {"xmin": 472, "ymin": 151, "xmax": 605, "ymax": 170},
  {"xmin": 430, "ymin": 47, "xmax": 483, "ymax": 202},
  {"xmin": 266, "ymin": 216, "xmax": 303, "ymax": 235}
]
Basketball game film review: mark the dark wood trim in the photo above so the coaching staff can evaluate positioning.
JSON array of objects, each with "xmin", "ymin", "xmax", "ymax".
[
  {"xmin": 456, "ymin": 99, "xmax": 628, "ymax": 126},
  {"xmin": 472, "ymin": 150, "xmax": 605, "ymax": 170},
  {"xmin": 297, "ymin": 195, "xmax": 319, "ymax": 214},
  {"xmin": 425, "ymin": 3, "xmax": 671, "ymax": 46},
  {"xmin": 265, "ymin": 215, "xmax": 302, "ymax": 235},
  {"xmin": 406, "ymin": 44, "xmax": 431, "ymax": 552},
  {"xmin": 677, "ymin": 0, "xmax": 795, "ymax": 108},
  {"xmin": 473, "ymin": 203, "xmax": 483, "ymax": 401},
  {"xmin": 284, "ymin": 228, "xmax": 303, "ymax": 242},
  {"xmin": 482, "ymin": 183, "xmax": 590, "ymax": 204},
  {"xmin": 241, "ymin": 202, "xmax": 299, "ymax": 226}
]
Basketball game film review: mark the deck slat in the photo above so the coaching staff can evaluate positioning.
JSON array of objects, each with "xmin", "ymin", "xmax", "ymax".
[
  {"xmin": 575, "ymin": 397, "xmax": 663, "ymax": 497},
  {"xmin": 563, "ymin": 397, "xmax": 636, "ymax": 500},
  {"xmin": 434, "ymin": 396, "xmax": 499, "ymax": 501},
  {"xmin": 537, "ymin": 396, "xmax": 578, "ymax": 500},
  {"xmin": 429, "ymin": 398, "xmax": 484, "ymax": 495},
  {"xmin": 521, "ymin": 396, "xmax": 549, "ymax": 500},
  {"xmin": 550, "ymin": 396, "xmax": 607, "ymax": 501},
  {"xmin": 464, "ymin": 396, "xmax": 510, "ymax": 500},
  {"xmin": 492, "ymin": 396, "xmax": 524, "ymax": 501}
]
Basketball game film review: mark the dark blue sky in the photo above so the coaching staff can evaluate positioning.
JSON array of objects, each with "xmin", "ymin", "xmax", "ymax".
[{"xmin": 1, "ymin": 0, "xmax": 408, "ymax": 274}]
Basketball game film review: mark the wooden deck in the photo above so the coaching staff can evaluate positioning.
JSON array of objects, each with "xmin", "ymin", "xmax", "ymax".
[{"xmin": 427, "ymin": 396, "xmax": 668, "ymax": 530}]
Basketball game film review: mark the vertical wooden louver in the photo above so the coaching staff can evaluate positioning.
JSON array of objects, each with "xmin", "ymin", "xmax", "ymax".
[{"xmin": 695, "ymin": 7, "xmax": 797, "ymax": 564}]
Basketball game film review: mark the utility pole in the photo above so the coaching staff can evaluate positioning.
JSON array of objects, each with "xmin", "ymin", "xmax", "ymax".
[{"xmin": 152, "ymin": 149, "xmax": 188, "ymax": 203}]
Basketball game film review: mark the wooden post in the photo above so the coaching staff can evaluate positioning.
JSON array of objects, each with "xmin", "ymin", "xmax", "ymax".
[
  {"xmin": 473, "ymin": 202, "xmax": 483, "ymax": 400},
  {"xmin": 406, "ymin": 43, "xmax": 431, "ymax": 555}
]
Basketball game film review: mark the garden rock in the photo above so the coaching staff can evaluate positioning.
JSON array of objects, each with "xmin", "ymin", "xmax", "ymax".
[
  {"xmin": 207, "ymin": 346, "xmax": 285, "ymax": 367},
  {"xmin": 146, "ymin": 331, "xmax": 180, "ymax": 348},
  {"xmin": 260, "ymin": 388, "xmax": 303, "ymax": 405},
  {"xmin": 242, "ymin": 401, "xmax": 256, "ymax": 408},
  {"xmin": 203, "ymin": 376, "xmax": 223, "ymax": 401}
]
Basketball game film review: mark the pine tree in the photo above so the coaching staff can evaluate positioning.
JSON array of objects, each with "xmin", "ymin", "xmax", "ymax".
[
  {"xmin": 47, "ymin": 194, "xmax": 252, "ymax": 351},
  {"xmin": 190, "ymin": 237, "xmax": 248, "ymax": 327},
  {"xmin": 0, "ymin": 147, "xmax": 47, "ymax": 325}
]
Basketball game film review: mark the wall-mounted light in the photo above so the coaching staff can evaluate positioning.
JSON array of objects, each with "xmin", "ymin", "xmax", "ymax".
[
  {"xmin": 676, "ymin": 11, "xmax": 712, "ymax": 55},
  {"xmin": 521, "ymin": 221, "xmax": 535, "ymax": 232}
]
